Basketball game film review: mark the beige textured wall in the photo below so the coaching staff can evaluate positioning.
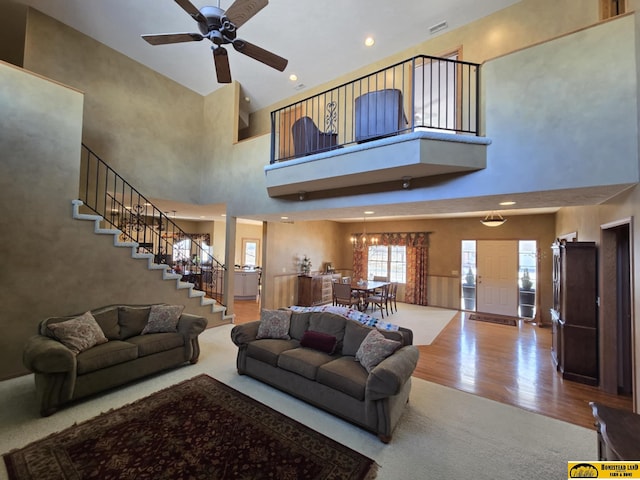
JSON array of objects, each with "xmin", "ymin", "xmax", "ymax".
[
  {"xmin": 0, "ymin": 63, "xmax": 222, "ymax": 380},
  {"xmin": 262, "ymin": 220, "xmax": 347, "ymax": 309},
  {"xmin": 247, "ymin": 0, "xmax": 600, "ymax": 136},
  {"xmin": 22, "ymin": 9, "xmax": 205, "ymax": 204},
  {"xmin": 235, "ymin": 223, "xmax": 263, "ymax": 266}
]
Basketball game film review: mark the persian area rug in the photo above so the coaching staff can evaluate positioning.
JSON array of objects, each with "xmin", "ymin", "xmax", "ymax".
[
  {"xmin": 469, "ymin": 313, "xmax": 518, "ymax": 326},
  {"xmin": 3, "ymin": 374, "xmax": 378, "ymax": 480}
]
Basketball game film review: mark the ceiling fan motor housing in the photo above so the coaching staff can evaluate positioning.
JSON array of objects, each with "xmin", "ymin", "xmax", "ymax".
[{"xmin": 198, "ymin": 6, "xmax": 237, "ymax": 41}]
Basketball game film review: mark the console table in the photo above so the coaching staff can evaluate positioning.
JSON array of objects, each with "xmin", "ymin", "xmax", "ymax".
[{"xmin": 590, "ymin": 402, "xmax": 640, "ymax": 460}]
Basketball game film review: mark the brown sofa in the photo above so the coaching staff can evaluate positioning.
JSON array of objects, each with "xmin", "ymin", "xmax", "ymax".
[
  {"xmin": 23, "ymin": 304, "xmax": 207, "ymax": 416},
  {"xmin": 230, "ymin": 309, "xmax": 418, "ymax": 442}
]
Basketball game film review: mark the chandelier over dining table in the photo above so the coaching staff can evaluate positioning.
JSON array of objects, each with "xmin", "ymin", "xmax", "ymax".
[{"xmin": 351, "ymin": 214, "xmax": 378, "ymax": 250}]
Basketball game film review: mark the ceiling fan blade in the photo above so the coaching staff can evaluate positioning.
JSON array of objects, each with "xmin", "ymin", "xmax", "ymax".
[
  {"xmin": 174, "ymin": 0, "xmax": 207, "ymax": 24},
  {"xmin": 224, "ymin": 0, "xmax": 268, "ymax": 28},
  {"xmin": 213, "ymin": 47, "xmax": 232, "ymax": 83},
  {"xmin": 142, "ymin": 33, "xmax": 204, "ymax": 45},
  {"xmin": 232, "ymin": 39, "xmax": 288, "ymax": 71}
]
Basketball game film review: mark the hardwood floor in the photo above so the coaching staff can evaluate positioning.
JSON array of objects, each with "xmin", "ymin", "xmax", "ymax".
[{"xmin": 232, "ymin": 299, "xmax": 633, "ymax": 430}]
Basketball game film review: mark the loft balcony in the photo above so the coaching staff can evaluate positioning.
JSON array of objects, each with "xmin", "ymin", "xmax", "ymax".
[{"xmin": 265, "ymin": 55, "xmax": 490, "ymax": 198}]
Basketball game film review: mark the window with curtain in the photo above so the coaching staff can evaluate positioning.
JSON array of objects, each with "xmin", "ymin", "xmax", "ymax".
[
  {"xmin": 367, "ymin": 245, "xmax": 407, "ymax": 282},
  {"xmin": 173, "ymin": 238, "xmax": 191, "ymax": 262}
]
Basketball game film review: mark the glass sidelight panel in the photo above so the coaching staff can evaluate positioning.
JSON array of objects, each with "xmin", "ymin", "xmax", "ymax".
[
  {"xmin": 461, "ymin": 240, "xmax": 477, "ymax": 310},
  {"xmin": 518, "ymin": 240, "xmax": 537, "ymax": 318}
]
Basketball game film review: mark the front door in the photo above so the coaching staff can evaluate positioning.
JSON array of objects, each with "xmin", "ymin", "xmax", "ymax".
[{"xmin": 476, "ymin": 240, "xmax": 519, "ymax": 316}]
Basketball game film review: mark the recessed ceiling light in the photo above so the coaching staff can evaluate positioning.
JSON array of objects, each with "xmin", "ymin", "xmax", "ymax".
[
  {"xmin": 364, "ymin": 36, "xmax": 375, "ymax": 47},
  {"xmin": 289, "ymin": 74, "xmax": 298, "ymax": 81},
  {"xmin": 281, "ymin": 216, "xmax": 289, "ymax": 220},
  {"xmin": 499, "ymin": 201, "xmax": 516, "ymax": 206}
]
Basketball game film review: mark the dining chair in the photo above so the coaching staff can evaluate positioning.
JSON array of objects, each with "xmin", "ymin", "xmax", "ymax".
[
  {"xmin": 388, "ymin": 282, "xmax": 398, "ymax": 313},
  {"xmin": 333, "ymin": 282, "xmax": 360, "ymax": 309},
  {"xmin": 365, "ymin": 283, "xmax": 389, "ymax": 318},
  {"xmin": 332, "ymin": 277, "xmax": 341, "ymax": 305},
  {"xmin": 370, "ymin": 276, "xmax": 388, "ymax": 295}
]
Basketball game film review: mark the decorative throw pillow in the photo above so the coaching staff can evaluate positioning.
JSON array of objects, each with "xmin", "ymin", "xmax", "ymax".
[
  {"xmin": 355, "ymin": 329, "xmax": 401, "ymax": 373},
  {"xmin": 300, "ymin": 330, "xmax": 338, "ymax": 354},
  {"xmin": 118, "ymin": 306, "xmax": 152, "ymax": 339},
  {"xmin": 48, "ymin": 311, "xmax": 109, "ymax": 354},
  {"xmin": 256, "ymin": 309, "xmax": 292, "ymax": 340},
  {"xmin": 141, "ymin": 304, "xmax": 185, "ymax": 335}
]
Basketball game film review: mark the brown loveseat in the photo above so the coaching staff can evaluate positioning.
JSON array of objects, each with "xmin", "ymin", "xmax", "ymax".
[
  {"xmin": 23, "ymin": 304, "xmax": 207, "ymax": 416},
  {"xmin": 230, "ymin": 308, "xmax": 419, "ymax": 442}
]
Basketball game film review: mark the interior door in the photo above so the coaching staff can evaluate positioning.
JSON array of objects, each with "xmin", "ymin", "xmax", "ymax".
[{"xmin": 476, "ymin": 240, "xmax": 519, "ymax": 316}]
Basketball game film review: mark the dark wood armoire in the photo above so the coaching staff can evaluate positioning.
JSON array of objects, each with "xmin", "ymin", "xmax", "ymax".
[{"xmin": 551, "ymin": 240, "xmax": 598, "ymax": 385}]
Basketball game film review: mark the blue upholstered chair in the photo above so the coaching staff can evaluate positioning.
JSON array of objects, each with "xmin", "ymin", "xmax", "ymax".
[
  {"xmin": 354, "ymin": 88, "xmax": 408, "ymax": 142},
  {"xmin": 291, "ymin": 116, "xmax": 338, "ymax": 157}
]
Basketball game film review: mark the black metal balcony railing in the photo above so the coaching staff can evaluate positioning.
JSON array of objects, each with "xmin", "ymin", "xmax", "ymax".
[
  {"xmin": 79, "ymin": 144, "xmax": 226, "ymax": 305},
  {"xmin": 270, "ymin": 54, "xmax": 479, "ymax": 164}
]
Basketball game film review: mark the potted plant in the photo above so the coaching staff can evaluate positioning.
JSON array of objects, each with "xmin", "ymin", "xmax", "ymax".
[
  {"xmin": 300, "ymin": 255, "xmax": 312, "ymax": 275},
  {"xmin": 462, "ymin": 267, "xmax": 476, "ymax": 310},
  {"xmin": 519, "ymin": 268, "xmax": 535, "ymax": 318}
]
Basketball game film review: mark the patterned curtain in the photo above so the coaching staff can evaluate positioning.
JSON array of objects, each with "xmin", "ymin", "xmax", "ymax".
[
  {"xmin": 404, "ymin": 246, "xmax": 429, "ymax": 305},
  {"xmin": 352, "ymin": 247, "xmax": 368, "ymax": 281},
  {"xmin": 351, "ymin": 232, "xmax": 430, "ymax": 306}
]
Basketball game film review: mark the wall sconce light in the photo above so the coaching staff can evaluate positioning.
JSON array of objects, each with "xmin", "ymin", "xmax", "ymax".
[
  {"xmin": 480, "ymin": 211, "xmax": 507, "ymax": 227},
  {"xmin": 402, "ymin": 176, "xmax": 412, "ymax": 189},
  {"xmin": 298, "ymin": 191, "xmax": 306, "ymax": 201}
]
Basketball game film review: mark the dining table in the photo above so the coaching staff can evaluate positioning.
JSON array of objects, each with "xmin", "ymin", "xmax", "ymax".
[{"xmin": 349, "ymin": 280, "xmax": 390, "ymax": 312}]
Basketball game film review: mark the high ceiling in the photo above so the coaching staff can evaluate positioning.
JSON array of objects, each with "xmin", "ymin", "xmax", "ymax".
[
  {"xmin": 16, "ymin": 0, "xmax": 626, "ymax": 224},
  {"xmin": 17, "ymin": 0, "xmax": 520, "ymax": 112}
]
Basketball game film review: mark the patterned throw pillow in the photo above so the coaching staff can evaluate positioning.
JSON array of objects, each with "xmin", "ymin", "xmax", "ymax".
[
  {"xmin": 355, "ymin": 329, "xmax": 401, "ymax": 373},
  {"xmin": 141, "ymin": 304, "xmax": 185, "ymax": 335},
  {"xmin": 256, "ymin": 309, "xmax": 292, "ymax": 340},
  {"xmin": 48, "ymin": 311, "xmax": 109, "ymax": 354}
]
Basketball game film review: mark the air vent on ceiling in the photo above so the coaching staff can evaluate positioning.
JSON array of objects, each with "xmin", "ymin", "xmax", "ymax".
[{"xmin": 429, "ymin": 21, "xmax": 448, "ymax": 35}]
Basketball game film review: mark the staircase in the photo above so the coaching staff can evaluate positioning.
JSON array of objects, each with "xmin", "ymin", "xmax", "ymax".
[{"xmin": 71, "ymin": 199, "xmax": 229, "ymax": 321}]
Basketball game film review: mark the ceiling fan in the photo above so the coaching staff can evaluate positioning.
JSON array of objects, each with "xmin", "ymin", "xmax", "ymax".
[{"xmin": 141, "ymin": 0, "xmax": 288, "ymax": 84}]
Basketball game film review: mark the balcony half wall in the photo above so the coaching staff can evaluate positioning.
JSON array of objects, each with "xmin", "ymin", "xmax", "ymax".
[{"xmin": 264, "ymin": 130, "xmax": 490, "ymax": 197}]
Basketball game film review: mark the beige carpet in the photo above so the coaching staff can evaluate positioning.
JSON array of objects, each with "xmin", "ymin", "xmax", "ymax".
[
  {"xmin": 385, "ymin": 304, "xmax": 458, "ymax": 345},
  {"xmin": 0, "ymin": 322, "xmax": 595, "ymax": 480}
]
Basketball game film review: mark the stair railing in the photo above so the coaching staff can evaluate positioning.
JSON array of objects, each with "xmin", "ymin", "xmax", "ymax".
[{"xmin": 78, "ymin": 144, "xmax": 226, "ymax": 305}]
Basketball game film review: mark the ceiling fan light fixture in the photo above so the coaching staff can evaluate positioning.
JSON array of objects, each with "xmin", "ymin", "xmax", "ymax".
[{"xmin": 481, "ymin": 212, "xmax": 506, "ymax": 227}]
